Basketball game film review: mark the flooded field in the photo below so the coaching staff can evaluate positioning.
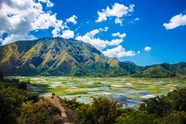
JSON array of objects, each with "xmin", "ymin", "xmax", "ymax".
[{"xmin": 8, "ymin": 76, "xmax": 186, "ymax": 107}]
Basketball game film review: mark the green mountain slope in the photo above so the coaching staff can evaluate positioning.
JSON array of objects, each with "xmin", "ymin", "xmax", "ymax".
[
  {"xmin": 0, "ymin": 38, "xmax": 121, "ymax": 76},
  {"xmin": 132, "ymin": 62, "xmax": 186, "ymax": 78},
  {"xmin": 0, "ymin": 37, "xmax": 185, "ymax": 77}
]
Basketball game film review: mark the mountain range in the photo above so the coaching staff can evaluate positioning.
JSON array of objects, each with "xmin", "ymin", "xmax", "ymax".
[{"xmin": 0, "ymin": 38, "xmax": 185, "ymax": 77}]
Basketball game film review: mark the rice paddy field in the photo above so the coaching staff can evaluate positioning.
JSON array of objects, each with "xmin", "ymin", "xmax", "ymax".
[{"xmin": 7, "ymin": 76, "xmax": 186, "ymax": 107}]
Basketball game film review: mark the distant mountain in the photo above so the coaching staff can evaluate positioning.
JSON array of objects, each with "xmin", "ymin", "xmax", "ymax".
[
  {"xmin": 0, "ymin": 38, "xmax": 121, "ymax": 76},
  {"xmin": 0, "ymin": 37, "xmax": 185, "ymax": 77},
  {"xmin": 132, "ymin": 62, "xmax": 186, "ymax": 78}
]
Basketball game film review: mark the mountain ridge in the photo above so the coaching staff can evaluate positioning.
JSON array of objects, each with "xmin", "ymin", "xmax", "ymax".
[
  {"xmin": 0, "ymin": 38, "xmax": 120, "ymax": 76},
  {"xmin": 0, "ymin": 37, "xmax": 186, "ymax": 77}
]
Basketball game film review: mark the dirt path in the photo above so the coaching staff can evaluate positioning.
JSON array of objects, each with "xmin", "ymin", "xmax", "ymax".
[{"xmin": 46, "ymin": 96, "xmax": 70, "ymax": 124}]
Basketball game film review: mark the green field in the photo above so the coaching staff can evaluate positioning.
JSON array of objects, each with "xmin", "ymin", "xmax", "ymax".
[{"xmin": 7, "ymin": 76, "xmax": 186, "ymax": 107}]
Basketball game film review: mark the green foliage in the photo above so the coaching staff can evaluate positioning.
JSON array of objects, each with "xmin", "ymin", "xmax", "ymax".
[
  {"xmin": 0, "ymin": 78, "xmax": 40, "ymax": 124},
  {"xmin": 116, "ymin": 110, "xmax": 155, "ymax": 124},
  {"xmin": 0, "ymin": 83, "xmax": 26, "ymax": 124},
  {"xmin": 72, "ymin": 68, "xmax": 87, "ymax": 76},
  {"xmin": 26, "ymin": 93, "xmax": 40, "ymax": 103},
  {"xmin": 64, "ymin": 97, "xmax": 125, "ymax": 124},
  {"xmin": 139, "ymin": 87, "xmax": 186, "ymax": 124},
  {"xmin": 142, "ymin": 65, "xmax": 173, "ymax": 78},
  {"xmin": 155, "ymin": 110, "xmax": 186, "ymax": 124},
  {"xmin": 64, "ymin": 97, "xmax": 84, "ymax": 111},
  {"xmin": 166, "ymin": 87, "xmax": 186, "ymax": 112},
  {"xmin": 139, "ymin": 95, "xmax": 171, "ymax": 117},
  {"xmin": 0, "ymin": 72, "xmax": 4, "ymax": 80}
]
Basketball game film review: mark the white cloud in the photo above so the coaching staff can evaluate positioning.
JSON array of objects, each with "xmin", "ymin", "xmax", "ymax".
[
  {"xmin": 163, "ymin": 14, "xmax": 186, "ymax": 29},
  {"xmin": 112, "ymin": 32, "xmax": 120, "ymax": 37},
  {"xmin": 76, "ymin": 27, "xmax": 127, "ymax": 51},
  {"xmin": 61, "ymin": 30, "xmax": 74, "ymax": 39},
  {"xmin": 38, "ymin": 0, "xmax": 54, "ymax": 7},
  {"xmin": 0, "ymin": 34, "xmax": 35, "ymax": 45},
  {"xmin": 66, "ymin": 15, "xmax": 78, "ymax": 25},
  {"xmin": 108, "ymin": 39, "xmax": 123, "ymax": 46},
  {"xmin": 115, "ymin": 18, "xmax": 123, "ymax": 26},
  {"xmin": 144, "ymin": 46, "xmax": 152, "ymax": 51},
  {"xmin": 129, "ymin": 4, "xmax": 135, "ymax": 12},
  {"xmin": 96, "ymin": 3, "xmax": 135, "ymax": 25},
  {"xmin": 102, "ymin": 45, "xmax": 135, "ymax": 58},
  {"xmin": 76, "ymin": 28, "xmax": 109, "ymax": 51},
  {"xmin": 76, "ymin": 27, "xmax": 135, "ymax": 58},
  {"xmin": 112, "ymin": 32, "xmax": 126, "ymax": 39},
  {"xmin": 137, "ymin": 51, "xmax": 140, "ymax": 54},
  {"xmin": 0, "ymin": 0, "xmax": 69, "ymax": 45},
  {"xmin": 104, "ymin": 26, "xmax": 109, "ymax": 31},
  {"xmin": 97, "ymin": 11, "xmax": 107, "ymax": 22},
  {"xmin": 51, "ymin": 20, "xmax": 65, "ymax": 37},
  {"xmin": 134, "ymin": 17, "xmax": 140, "ymax": 21}
]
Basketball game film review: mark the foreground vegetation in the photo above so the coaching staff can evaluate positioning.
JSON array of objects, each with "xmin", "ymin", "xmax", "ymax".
[
  {"xmin": 0, "ymin": 76, "xmax": 77, "ymax": 124},
  {"xmin": 0, "ymin": 75, "xmax": 41, "ymax": 124}
]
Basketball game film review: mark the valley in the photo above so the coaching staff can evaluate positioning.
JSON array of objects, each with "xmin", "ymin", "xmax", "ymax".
[{"xmin": 8, "ymin": 76, "xmax": 186, "ymax": 107}]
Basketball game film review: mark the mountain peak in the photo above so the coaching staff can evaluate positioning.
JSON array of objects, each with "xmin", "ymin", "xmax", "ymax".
[{"xmin": 0, "ymin": 38, "xmax": 119, "ymax": 76}]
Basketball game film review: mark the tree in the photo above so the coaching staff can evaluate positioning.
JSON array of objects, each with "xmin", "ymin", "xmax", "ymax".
[
  {"xmin": 71, "ymin": 97, "xmax": 124, "ymax": 124},
  {"xmin": 155, "ymin": 110, "xmax": 186, "ymax": 124},
  {"xmin": 166, "ymin": 87, "xmax": 186, "ymax": 112},
  {"xmin": 0, "ymin": 85, "xmax": 26, "ymax": 124},
  {"xmin": 0, "ymin": 72, "xmax": 4, "ymax": 80},
  {"xmin": 139, "ymin": 95, "xmax": 171, "ymax": 117},
  {"xmin": 116, "ymin": 110, "xmax": 155, "ymax": 124}
]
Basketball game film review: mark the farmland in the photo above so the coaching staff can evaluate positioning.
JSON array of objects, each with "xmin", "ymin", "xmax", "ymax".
[{"xmin": 8, "ymin": 76, "xmax": 186, "ymax": 107}]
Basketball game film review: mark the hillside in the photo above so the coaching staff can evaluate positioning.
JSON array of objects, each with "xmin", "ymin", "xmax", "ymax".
[
  {"xmin": 0, "ymin": 38, "xmax": 186, "ymax": 77},
  {"xmin": 132, "ymin": 62, "xmax": 186, "ymax": 78},
  {"xmin": 0, "ymin": 38, "xmax": 121, "ymax": 76},
  {"xmin": 18, "ymin": 96, "xmax": 79, "ymax": 124}
]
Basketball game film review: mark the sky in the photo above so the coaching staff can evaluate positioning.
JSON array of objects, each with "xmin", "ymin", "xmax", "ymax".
[{"xmin": 0, "ymin": 0, "xmax": 186, "ymax": 66}]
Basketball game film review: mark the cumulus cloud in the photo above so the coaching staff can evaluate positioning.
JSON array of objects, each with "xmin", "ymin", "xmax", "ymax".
[
  {"xmin": 144, "ymin": 46, "xmax": 152, "ymax": 51},
  {"xmin": 96, "ymin": 3, "xmax": 135, "ymax": 25},
  {"xmin": 76, "ymin": 27, "xmax": 135, "ymax": 58},
  {"xmin": 108, "ymin": 39, "xmax": 123, "ymax": 46},
  {"xmin": 102, "ymin": 45, "xmax": 135, "ymax": 58},
  {"xmin": 163, "ymin": 14, "xmax": 186, "ymax": 29},
  {"xmin": 115, "ymin": 18, "xmax": 123, "ymax": 26},
  {"xmin": 112, "ymin": 32, "xmax": 126, "ymax": 39},
  {"xmin": 38, "ymin": 0, "xmax": 54, "ymax": 7},
  {"xmin": 66, "ymin": 15, "xmax": 78, "ymax": 25},
  {"xmin": 137, "ymin": 51, "xmax": 140, "ymax": 54},
  {"xmin": 61, "ymin": 30, "xmax": 74, "ymax": 39},
  {"xmin": 0, "ymin": 0, "xmax": 68, "ymax": 45},
  {"xmin": 76, "ymin": 28, "xmax": 109, "ymax": 51}
]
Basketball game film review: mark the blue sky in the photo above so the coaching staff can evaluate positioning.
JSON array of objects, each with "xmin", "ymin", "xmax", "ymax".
[{"xmin": 0, "ymin": 0, "xmax": 186, "ymax": 65}]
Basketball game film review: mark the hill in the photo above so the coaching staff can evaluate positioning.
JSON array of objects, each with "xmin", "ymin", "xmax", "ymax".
[
  {"xmin": 18, "ymin": 96, "xmax": 79, "ymax": 124},
  {"xmin": 132, "ymin": 62, "xmax": 186, "ymax": 78},
  {"xmin": 0, "ymin": 37, "xmax": 185, "ymax": 77},
  {"xmin": 0, "ymin": 38, "xmax": 121, "ymax": 76}
]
